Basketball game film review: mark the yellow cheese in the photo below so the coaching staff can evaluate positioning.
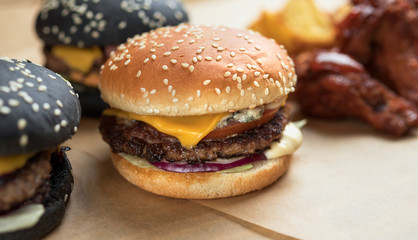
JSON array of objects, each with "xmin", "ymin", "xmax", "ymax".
[
  {"xmin": 51, "ymin": 45, "xmax": 103, "ymax": 74},
  {"xmin": 0, "ymin": 153, "xmax": 34, "ymax": 175},
  {"xmin": 104, "ymin": 109, "xmax": 229, "ymax": 148}
]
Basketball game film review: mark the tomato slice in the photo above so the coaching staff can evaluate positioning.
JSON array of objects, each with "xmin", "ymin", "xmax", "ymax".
[{"xmin": 203, "ymin": 107, "xmax": 280, "ymax": 140}]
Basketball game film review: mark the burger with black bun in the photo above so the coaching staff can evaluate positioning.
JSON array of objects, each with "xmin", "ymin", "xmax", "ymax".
[
  {"xmin": 99, "ymin": 24, "xmax": 302, "ymax": 199},
  {"xmin": 35, "ymin": 0, "xmax": 189, "ymax": 116},
  {"xmin": 0, "ymin": 57, "xmax": 81, "ymax": 239}
]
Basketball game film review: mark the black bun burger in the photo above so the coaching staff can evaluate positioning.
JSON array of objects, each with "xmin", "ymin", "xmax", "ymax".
[
  {"xmin": 0, "ymin": 57, "xmax": 81, "ymax": 239},
  {"xmin": 99, "ymin": 24, "xmax": 302, "ymax": 199},
  {"xmin": 35, "ymin": 0, "xmax": 189, "ymax": 116}
]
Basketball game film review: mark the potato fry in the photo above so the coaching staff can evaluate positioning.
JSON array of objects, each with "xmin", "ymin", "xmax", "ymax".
[{"xmin": 249, "ymin": 0, "xmax": 351, "ymax": 55}]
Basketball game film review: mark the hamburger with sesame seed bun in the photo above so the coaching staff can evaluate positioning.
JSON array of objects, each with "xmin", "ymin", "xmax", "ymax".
[
  {"xmin": 35, "ymin": 0, "xmax": 189, "ymax": 117},
  {"xmin": 0, "ymin": 57, "xmax": 81, "ymax": 239},
  {"xmin": 99, "ymin": 24, "xmax": 302, "ymax": 199}
]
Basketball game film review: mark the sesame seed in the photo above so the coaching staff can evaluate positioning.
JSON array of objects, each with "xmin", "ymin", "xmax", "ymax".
[
  {"xmin": 205, "ymin": 56, "xmax": 212, "ymax": 61},
  {"xmin": 136, "ymin": 70, "xmax": 142, "ymax": 77},
  {"xmin": 216, "ymin": 55, "xmax": 222, "ymax": 61},
  {"xmin": 217, "ymin": 47, "xmax": 224, "ymax": 51},
  {"xmin": 17, "ymin": 118, "xmax": 26, "ymax": 130},
  {"xmin": 237, "ymin": 83, "xmax": 242, "ymax": 90},
  {"xmin": 151, "ymin": 55, "xmax": 156, "ymax": 60},
  {"xmin": 157, "ymin": 44, "xmax": 164, "ymax": 48},
  {"xmin": 43, "ymin": 103, "xmax": 50, "ymax": 110},
  {"xmin": 19, "ymin": 134, "xmax": 28, "ymax": 146},
  {"xmin": 163, "ymin": 79, "xmax": 169, "ymax": 85},
  {"xmin": 254, "ymin": 71, "xmax": 261, "ymax": 77},
  {"xmin": 265, "ymin": 88, "xmax": 270, "ymax": 95},
  {"xmin": 196, "ymin": 49, "xmax": 203, "ymax": 54},
  {"xmin": 276, "ymin": 53, "xmax": 282, "ymax": 60},
  {"xmin": 144, "ymin": 58, "xmax": 150, "ymax": 63},
  {"xmin": 203, "ymin": 80, "xmax": 211, "ymax": 85},
  {"xmin": 254, "ymin": 81, "xmax": 260, "ymax": 87},
  {"xmin": 8, "ymin": 99, "xmax": 19, "ymax": 107},
  {"xmin": 172, "ymin": 46, "xmax": 180, "ymax": 50},
  {"xmin": 168, "ymin": 85, "xmax": 173, "ymax": 92},
  {"xmin": 239, "ymin": 48, "xmax": 245, "ymax": 51},
  {"xmin": 162, "ymin": 65, "xmax": 168, "ymax": 70},
  {"xmin": 150, "ymin": 89, "xmax": 156, "ymax": 94},
  {"xmin": 172, "ymin": 90, "xmax": 176, "ymax": 97},
  {"xmin": 215, "ymin": 88, "xmax": 221, "ymax": 95},
  {"xmin": 279, "ymin": 71, "xmax": 283, "ymax": 79},
  {"xmin": 181, "ymin": 63, "xmax": 189, "ymax": 68},
  {"xmin": 275, "ymin": 80, "xmax": 281, "ymax": 87},
  {"xmin": 225, "ymin": 71, "xmax": 231, "ymax": 77},
  {"xmin": 38, "ymin": 85, "xmax": 47, "ymax": 92},
  {"xmin": 187, "ymin": 96, "xmax": 193, "ymax": 101},
  {"xmin": 213, "ymin": 37, "xmax": 220, "ymax": 41},
  {"xmin": 140, "ymin": 87, "xmax": 146, "ymax": 92},
  {"xmin": 189, "ymin": 66, "xmax": 195, "ymax": 72},
  {"xmin": 240, "ymin": 90, "xmax": 245, "ymax": 96},
  {"xmin": 189, "ymin": 39, "xmax": 195, "ymax": 44},
  {"xmin": 236, "ymin": 68, "xmax": 244, "ymax": 73},
  {"xmin": 150, "ymin": 49, "xmax": 156, "ymax": 53},
  {"xmin": 242, "ymin": 74, "xmax": 247, "ymax": 80},
  {"xmin": 170, "ymin": 59, "xmax": 177, "ymax": 64},
  {"xmin": 196, "ymin": 90, "xmax": 201, "ymax": 98},
  {"xmin": 177, "ymin": 39, "xmax": 184, "ymax": 44},
  {"xmin": 225, "ymin": 86, "xmax": 231, "ymax": 94},
  {"xmin": 124, "ymin": 59, "xmax": 131, "ymax": 65},
  {"xmin": 230, "ymin": 52, "xmax": 236, "ymax": 57},
  {"xmin": 263, "ymin": 74, "xmax": 269, "ymax": 79},
  {"xmin": 54, "ymin": 124, "xmax": 60, "ymax": 133},
  {"xmin": 255, "ymin": 45, "xmax": 261, "ymax": 51},
  {"xmin": 55, "ymin": 100, "xmax": 64, "ymax": 108},
  {"xmin": 197, "ymin": 55, "xmax": 203, "ymax": 61},
  {"xmin": 110, "ymin": 65, "xmax": 118, "ymax": 71},
  {"xmin": 164, "ymin": 52, "xmax": 171, "ymax": 56},
  {"xmin": 172, "ymin": 98, "xmax": 179, "ymax": 103},
  {"xmin": 212, "ymin": 43, "xmax": 218, "ymax": 48},
  {"xmin": 61, "ymin": 120, "xmax": 68, "ymax": 127},
  {"xmin": 257, "ymin": 59, "xmax": 263, "ymax": 65},
  {"xmin": 48, "ymin": 74, "xmax": 56, "ymax": 79},
  {"xmin": 252, "ymin": 93, "xmax": 257, "ymax": 100},
  {"xmin": 227, "ymin": 63, "xmax": 234, "ymax": 68},
  {"xmin": 54, "ymin": 108, "xmax": 61, "ymax": 116}
]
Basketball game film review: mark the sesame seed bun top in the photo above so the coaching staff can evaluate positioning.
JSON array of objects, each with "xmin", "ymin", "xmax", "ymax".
[
  {"xmin": 0, "ymin": 57, "xmax": 81, "ymax": 156},
  {"xmin": 35, "ymin": 0, "xmax": 189, "ymax": 48},
  {"xmin": 99, "ymin": 24, "xmax": 297, "ymax": 116}
]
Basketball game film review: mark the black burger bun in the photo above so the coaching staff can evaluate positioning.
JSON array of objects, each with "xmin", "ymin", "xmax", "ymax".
[
  {"xmin": 0, "ymin": 57, "xmax": 81, "ymax": 239},
  {"xmin": 35, "ymin": 0, "xmax": 189, "ymax": 117},
  {"xmin": 0, "ymin": 58, "xmax": 81, "ymax": 156},
  {"xmin": 0, "ymin": 148, "xmax": 74, "ymax": 240},
  {"xmin": 35, "ymin": 0, "xmax": 189, "ymax": 47}
]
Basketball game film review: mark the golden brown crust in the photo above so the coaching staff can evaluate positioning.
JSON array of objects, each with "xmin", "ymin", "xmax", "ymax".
[
  {"xmin": 100, "ymin": 24, "xmax": 296, "ymax": 116},
  {"xmin": 111, "ymin": 152, "xmax": 291, "ymax": 199}
]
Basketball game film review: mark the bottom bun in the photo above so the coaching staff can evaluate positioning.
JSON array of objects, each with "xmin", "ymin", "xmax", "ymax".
[
  {"xmin": 111, "ymin": 152, "xmax": 291, "ymax": 199},
  {"xmin": 0, "ymin": 148, "xmax": 74, "ymax": 240}
]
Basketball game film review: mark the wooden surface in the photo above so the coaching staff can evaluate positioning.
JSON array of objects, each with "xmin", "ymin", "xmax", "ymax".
[{"xmin": 1, "ymin": 1, "xmax": 417, "ymax": 239}]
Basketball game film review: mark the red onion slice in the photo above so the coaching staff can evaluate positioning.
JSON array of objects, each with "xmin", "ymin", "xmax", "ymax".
[{"xmin": 149, "ymin": 154, "xmax": 267, "ymax": 173}]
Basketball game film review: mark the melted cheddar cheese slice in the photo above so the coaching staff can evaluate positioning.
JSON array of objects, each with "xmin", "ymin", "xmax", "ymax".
[
  {"xmin": 0, "ymin": 153, "xmax": 34, "ymax": 175},
  {"xmin": 104, "ymin": 109, "xmax": 229, "ymax": 148},
  {"xmin": 51, "ymin": 45, "xmax": 103, "ymax": 74}
]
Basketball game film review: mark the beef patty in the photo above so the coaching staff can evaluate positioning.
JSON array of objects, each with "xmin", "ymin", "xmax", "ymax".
[
  {"xmin": 0, "ymin": 150, "xmax": 53, "ymax": 213},
  {"xmin": 99, "ymin": 108, "xmax": 288, "ymax": 164}
]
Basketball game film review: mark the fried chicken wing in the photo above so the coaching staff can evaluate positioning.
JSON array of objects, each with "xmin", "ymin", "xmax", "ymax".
[
  {"xmin": 337, "ymin": 0, "xmax": 418, "ymax": 106},
  {"xmin": 295, "ymin": 50, "xmax": 418, "ymax": 136}
]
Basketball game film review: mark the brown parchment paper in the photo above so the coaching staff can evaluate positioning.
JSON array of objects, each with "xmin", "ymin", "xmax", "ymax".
[
  {"xmin": 1, "ymin": 0, "xmax": 418, "ymax": 239},
  {"xmin": 195, "ymin": 120, "xmax": 418, "ymax": 240}
]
